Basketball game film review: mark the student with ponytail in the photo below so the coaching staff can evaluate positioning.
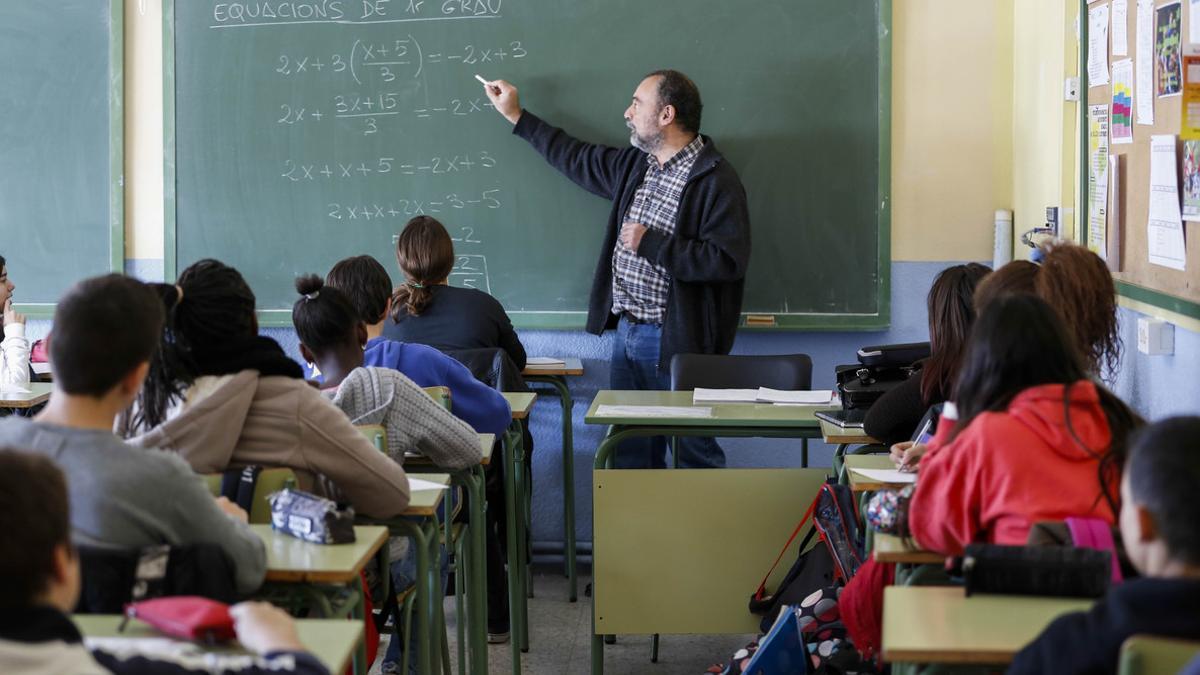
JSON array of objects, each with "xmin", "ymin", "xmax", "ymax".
[
  {"xmin": 383, "ymin": 216, "xmax": 526, "ymax": 369},
  {"xmin": 120, "ymin": 259, "xmax": 411, "ymax": 519}
]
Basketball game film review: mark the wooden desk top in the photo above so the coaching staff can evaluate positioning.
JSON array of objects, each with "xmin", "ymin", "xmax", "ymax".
[
  {"xmin": 0, "ymin": 381, "xmax": 52, "ymax": 408},
  {"xmin": 77, "ymin": 615, "xmax": 361, "ymax": 674},
  {"xmin": 882, "ymin": 586, "xmax": 1092, "ymax": 664},
  {"xmin": 819, "ymin": 419, "xmax": 878, "ymax": 445},
  {"xmin": 251, "ymin": 524, "xmax": 387, "ymax": 584},
  {"xmin": 846, "ymin": 454, "xmax": 913, "ymax": 492},
  {"xmin": 584, "ymin": 390, "xmax": 832, "ymax": 428},
  {"xmin": 872, "ymin": 533, "xmax": 946, "ymax": 564},
  {"xmin": 522, "ymin": 357, "xmax": 584, "ymax": 376},
  {"xmin": 503, "ymin": 392, "xmax": 536, "ymax": 419}
]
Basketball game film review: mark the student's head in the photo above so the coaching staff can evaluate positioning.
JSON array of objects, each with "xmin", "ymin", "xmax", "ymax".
[
  {"xmin": 292, "ymin": 274, "xmax": 366, "ymax": 365},
  {"xmin": 326, "ymin": 255, "xmax": 393, "ymax": 325},
  {"xmin": 625, "ymin": 70, "xmax": 702, "ymax": 152},
  {"xmin": 392, "ymin": 216, "xmax": 454, "ymax": 319},
  {"xmin": 0, "ymin": 449, "xmax": 79, "ymax": 613},
  {"xmin": 954, "ymin": 294, "xmax": 1141, "ymax": 512},
  {"xmin": 921, "ymin": 263, "xmax": 991, "ymax": 403},
  {"xmin": 0, "ymin": 254, "xmax": 14, "ymax": 308},
  {"xmin": 1036, "ymin": 242, "xmax": 1120, "ymax": 377},
  {"xmin": 973, "ymin": 260, "xmax": 1038, "ymax": 312},
  {"xmin": 49, "ymin": 274, "xmax": 164, "ymax": 406},
  {"xmin": 1121, "ymin": 417, "xmax": 1200, "ymax": 576}
]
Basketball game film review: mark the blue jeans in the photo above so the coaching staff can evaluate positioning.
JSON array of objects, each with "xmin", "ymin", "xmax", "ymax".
[{"xmin": 609, "ymin": 315, "xmax": 725, "ymax": 469}]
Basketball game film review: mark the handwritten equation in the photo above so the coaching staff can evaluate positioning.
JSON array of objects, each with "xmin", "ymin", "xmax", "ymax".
[
  {"xmin": 280, "ymin": 152, "xmax": 496, "ymax": 181},
  {"xmin": 275, "ymin": 36, "xmax": 527, "ymax": 81}
]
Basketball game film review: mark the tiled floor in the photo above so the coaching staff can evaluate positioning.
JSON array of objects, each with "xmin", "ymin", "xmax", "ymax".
[{"xmin": 373, "ymin": 566, "xmax": 754, "ymax": 675}]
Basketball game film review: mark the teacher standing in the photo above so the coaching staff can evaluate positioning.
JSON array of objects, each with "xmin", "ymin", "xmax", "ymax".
[{"xmin": 483, "ymin": 70, "xmax": 751, "ymax": 469}]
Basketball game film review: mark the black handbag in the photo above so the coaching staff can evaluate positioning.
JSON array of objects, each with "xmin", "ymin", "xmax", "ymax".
[
  {"xmin": 961, "ymin": 544, "xmax": 1111, "ymax": 598},
  {"xmin": 836, "ymin": 343, "xmax": 930, "ymax": 410}
]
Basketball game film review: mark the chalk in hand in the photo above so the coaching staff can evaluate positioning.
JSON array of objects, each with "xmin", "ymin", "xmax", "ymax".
[{"xmin": 474, "ymin": 74, "xmax": 490, "ymax": 86}]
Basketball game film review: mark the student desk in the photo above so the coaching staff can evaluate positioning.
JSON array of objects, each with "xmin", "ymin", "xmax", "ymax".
[
  {"xmin": 521, "ymin": 357, "xmax": 584, "ymax": 603},
  {"xmin": 404, "ymin": 434, "xmax": 493, "ymax": 675},
  {"xmin": 882, "ymin": 586, "xmax": 1092, "ymax": 665},
  {"xmin": 0, "ymin": 381, "xmax": 52, "ymax": 408},
  {"xmin": 820, "ymin": 419, "xmax": 880, "ymax": 480},
  {"xmin": 584, "ymin": 390, "xmax": 833, "ymax": 675},
  {"xmin": 872, "ymin": 533, "xmax": 945, "ymax": 565},
  {"xmin": 500, "ymin": 391, "xmax": 536, "ymax": 658},
  {"xmin": 77, "ymin": 615, "xmax": 362, "ymax": 674},
  {"xmin": 250, "ymin": 523, "xmax": 386, "ymax": 675},
  {"xmin": 845, "ymin": 454, "xmax": 910, "ymax": 492}
]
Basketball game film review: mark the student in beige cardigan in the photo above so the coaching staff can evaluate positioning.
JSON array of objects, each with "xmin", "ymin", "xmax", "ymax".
[{"xmin": 119, "ymin": 259, "xmax": 410, "ymax": 518}]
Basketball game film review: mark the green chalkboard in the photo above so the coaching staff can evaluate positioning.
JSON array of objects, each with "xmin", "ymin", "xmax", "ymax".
[
  {"xmin": 0, "ymin": 1, "xmax": 123, "ymax": 316},
  {"xmin": 167, "ymin": 0, "xmax": 890, "ymax": 329}
]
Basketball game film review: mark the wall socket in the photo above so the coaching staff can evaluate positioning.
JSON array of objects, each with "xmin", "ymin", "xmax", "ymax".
[
  {"xmin": 1064, "ymin": 77, "xmax": 1080, "ymax": 101},
  {"xmin": 1137, "ymin": 317, "xmax": 1175, "ymax": 356}
]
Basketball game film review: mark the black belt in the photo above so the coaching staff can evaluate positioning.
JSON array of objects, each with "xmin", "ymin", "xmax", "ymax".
[{"xmin": 620, "ymin": 311, "xmax": 661, "ymax": 327}]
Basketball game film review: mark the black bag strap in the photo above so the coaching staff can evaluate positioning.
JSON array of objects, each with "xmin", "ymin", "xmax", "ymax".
[
  {"xmin": 219, "ymin": 466, "xmax": 261, "ymax": 514},
  {"xmin": 752, "ymin": 495, "xmax": 818, "ymax": 600}
]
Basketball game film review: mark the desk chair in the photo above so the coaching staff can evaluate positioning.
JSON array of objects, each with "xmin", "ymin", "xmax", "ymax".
[
  {"xmin": 202, "ymin": 468, "xmax": 297, "ymax": 525},
  {"xmin": 1118, "ymin": 635, "xmax": 1200, "ymax": 675}
]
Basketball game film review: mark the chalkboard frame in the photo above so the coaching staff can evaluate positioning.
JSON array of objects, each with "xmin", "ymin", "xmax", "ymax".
[
  {"xmin": 163, "ymin": 0, "xmax": 892, "ymax": 331},
  {"xmin": 11, "ymin": 0, "xmax": 125, "ymax": 318}
]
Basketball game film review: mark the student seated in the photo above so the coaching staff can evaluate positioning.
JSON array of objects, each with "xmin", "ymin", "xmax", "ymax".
[
  {"xmin": 1008, "ymin": 416, "xmax": 1200, "ymax": 674},
  {"xmin": 0, "ymin": 449, "xmax": 329, "ymax": 675},
  {"xmin": 0, "ymin": 274, "xmax": 265, "ymax": 594},
  {"xmin": 292, "ymin": 274, "xmax": 480, "ymax": 469},
  {"xmin": 120, "ymin": 259, "xmax": 410, "ymax": 519},
  {"xmin": 323, "ymin": 255, "xmax": 511, "ymax": 436},
  {"xmin": 383, "ymin": 216, "xmax": 527, "ymax": 370},
  {"xmin": 0, "ymin": 255, "xmax": 31, "ymax": 387},
  {"xmin": 863, "ymin": 262, "xmax": 989, "ymax": 446},
  {"xmin": 903, "ymin": 294, "xmax": 1141, "ymax": 552}
]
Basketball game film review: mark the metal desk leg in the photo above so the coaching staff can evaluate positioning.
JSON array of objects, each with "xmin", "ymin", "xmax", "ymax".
[
  {"xmin": 500, "ymin": 428, "xmax": 524, "ymax": 674},
  {"xmin": 507, "ymin": 422, "xmax": 531, "ymax": 652},
  {"xmin": 526, "ymin": 375, "xmax": 578, "ymax": 602},
  {"xmin": 394, "ymin": 517, "xmax": 438, "ymax": 675},
  {"xmin": 465, "ymin": 467, "xmax": 488, "ymax": 675}
]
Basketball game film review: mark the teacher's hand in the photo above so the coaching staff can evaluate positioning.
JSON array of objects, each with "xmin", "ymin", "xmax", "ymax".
[
  {"xmin": 620, "ymin": 222, "xmax": 648, "ymax": 252},
  {"xmin": 482, "ymin": 79, "xmax": 522, "ymax": 125}
]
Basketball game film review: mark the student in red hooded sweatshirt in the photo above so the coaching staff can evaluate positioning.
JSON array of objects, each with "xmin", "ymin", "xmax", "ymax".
[{"xmin": 838, "ymin": 294, "xmax": 1143, "ymax": 664}]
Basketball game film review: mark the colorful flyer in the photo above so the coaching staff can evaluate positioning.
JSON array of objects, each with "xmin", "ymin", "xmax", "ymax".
[
  {"xmin": 1183, "ymin": 140, "xmax": 1200, "ymax": 221},
  {"xmin": 1112, "ymin": 59, "xmax": 1135, "ymax": 144},
  {"xmin": 1156, "ymin": 1, "xmax": 1183, "ymax": 97},
  {"xmin": 1088, "ymin": 105, "xmax": 1110, "ymax": 258},
  {"xmin": 1182, "ymin": 54, "xmax": 1200, "ymax": 139}
]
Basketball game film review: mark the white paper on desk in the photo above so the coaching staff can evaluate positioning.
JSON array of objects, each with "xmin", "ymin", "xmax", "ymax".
[
  {"xmin": 850, "ymin": 468, "xmax": 918, "ymax": 485},
  {"xmin": 1090, "ymin": 4, "xmax": 1111, "ymax": 85},
  {"xmin": 526, "ymin": 357, "xmax": 566, "ymax": 366},
  {"xmin": 409, "ymin": 477, "xmax": 450, "ymax": 491},
  {"xmin": 1114, "ymin": 0, "xmax": 1130, "ymax": 55},
  {"xmin": 1138, "ymin": 0, "xmax": 1157, "ymax": 124},
  {"xmin": 31, "ymin": 362, "xmax": 51, "ymax": 375},
  {"xmin": 692, "ymin": 388, "xmax": 760, "ymax": 404},
  {"xmin": 1148, "ymin": 135, "xmax": 1189, "ymax": 270},
  {"xmin": 0, "ymin": 386, "xmax": 31, "ymax": 395},
  {"xmin": 85, "ymin": 637, "xmax": 237, "ymax": 665},
  {"xmin": 755, "ymin": 388, "xmax": 834, "ymax": 405},
  {"xmin": 593, "ymin": 404, "xmax": 713, "ymax": 418}
]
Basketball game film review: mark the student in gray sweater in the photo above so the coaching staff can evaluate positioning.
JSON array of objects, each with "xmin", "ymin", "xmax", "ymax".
[{"xmin": 0, "ymin": 275, "xmax": 266, "ymax": 594}]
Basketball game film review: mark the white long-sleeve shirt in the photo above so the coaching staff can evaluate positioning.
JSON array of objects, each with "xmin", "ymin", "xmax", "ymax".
[{"xmin": 0, "ymin": 322, "xmax": 31, "ymax": 387}]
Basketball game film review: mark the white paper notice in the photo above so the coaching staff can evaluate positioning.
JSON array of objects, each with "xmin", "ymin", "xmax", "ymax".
[
  {"xmin": 1114, "ymin": 0, "xmax": 1130, "ymax": 55},
  {"xmin": 1148, "ymin": 135, "xmax": 1189, "ymax": 270},
  {"xmin": 1090, "ymin": 4, "xmax": 1111, "ymax": 85},
  {"xmin": 1138, "ymin": 0, "xmax": 1157, "ymax": 124},
  {"xmin": 1192, "ymin": 0, "xmax": 1200, "ymax": 46}
]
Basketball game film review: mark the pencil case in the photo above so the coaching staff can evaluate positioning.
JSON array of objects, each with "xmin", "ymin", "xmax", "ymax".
[
  {"xmin": 961, "ymin": 544, "xmax": 1111, "ymax": 598},
  {"xmin": 268, "ymin": 488, "xmax": 356, "ymax": 545}
]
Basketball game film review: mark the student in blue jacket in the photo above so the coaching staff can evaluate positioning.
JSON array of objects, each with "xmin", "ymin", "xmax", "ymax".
[
  {"xmin": 324, "ymin": 254, "xmax": 511, "ymax": 437},
  {"xmin": 482, "ymin": 69, "xmax": 751, "ymax": 470}
]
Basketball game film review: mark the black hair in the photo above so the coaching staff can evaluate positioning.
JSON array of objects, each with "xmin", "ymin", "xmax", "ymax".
[
  {"xmin": 645, "ymin": 69, "xmax": 703, "ymax": 134},
  {"xmin": 953, "ymin": 294, "xmax": 1142, "ymax": 514},
  {"xmin": 124, "ymin": 259, "xmax": 257, "ymax": 433},
  {"xmin": 0, "ymin": 254, "xmax": 6, "ymax": 270},
  {"xmin": 292, "ymin": 274, "xmax": 361, "ymax": 356},
  {"xmin": 1126, "ymin": 416, "xmax": 1200, "ymax": 565},
  {"xmin": 51, "ymin": 274, "xmax": 164, "ymax": 396},
  {"xmin": 325, "ymin": 255, "xmax": 393, "ymax": 324},
  {"xmin": 0, "ymin": 449, "xmax": 71, "ymax": 611}
]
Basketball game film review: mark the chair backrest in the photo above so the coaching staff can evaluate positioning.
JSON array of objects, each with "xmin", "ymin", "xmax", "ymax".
[
  {"xmin": 248, "ymin": 468, "xmax": 297, "ymax": 525},
  {"xmin": 76, "ymin": 543, "xmax": 241, "ymax": 614},
  {"xmin": 670, "ymin": 353, "xmax": 814, "ymax": 391},
  {"xmin": 1118, "ymin": 635, "xmax": 1200, "ymax": 675},
  {"xmin": 357, "ymin": 424, "xmax": 388, "ymax": 453},
  {"xmin": 423, "ymin": 385, "xmax": 452, "ymax": 411}
]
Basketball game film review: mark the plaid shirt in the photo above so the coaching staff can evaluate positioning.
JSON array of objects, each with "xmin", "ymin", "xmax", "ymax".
[{"xmin": 611, "ymin": 135, "xmax": 705, "ymax": 324}]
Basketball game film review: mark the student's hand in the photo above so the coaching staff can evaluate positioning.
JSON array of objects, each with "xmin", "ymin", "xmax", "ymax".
[
  {"xmin": 230, "ymin": 602, "xmax": 306, "ymax": 654},
  {"xmin": 3, "ymin": 299, "xmax": 25, "ymax": 326},
  {"xmin": 482, "ymin": 79, "xmax": 522, "ymax": 125},
  {"xmin": 890, "ymin": 441, "xmax": 928, "ymax": 473},
  {"xmin": 214, "ymin": 496, "xmax": 250, "ymax": 524},
  {"xmin": 620, "ymin": 222, "xmax": 648, "ymax": 252}
]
